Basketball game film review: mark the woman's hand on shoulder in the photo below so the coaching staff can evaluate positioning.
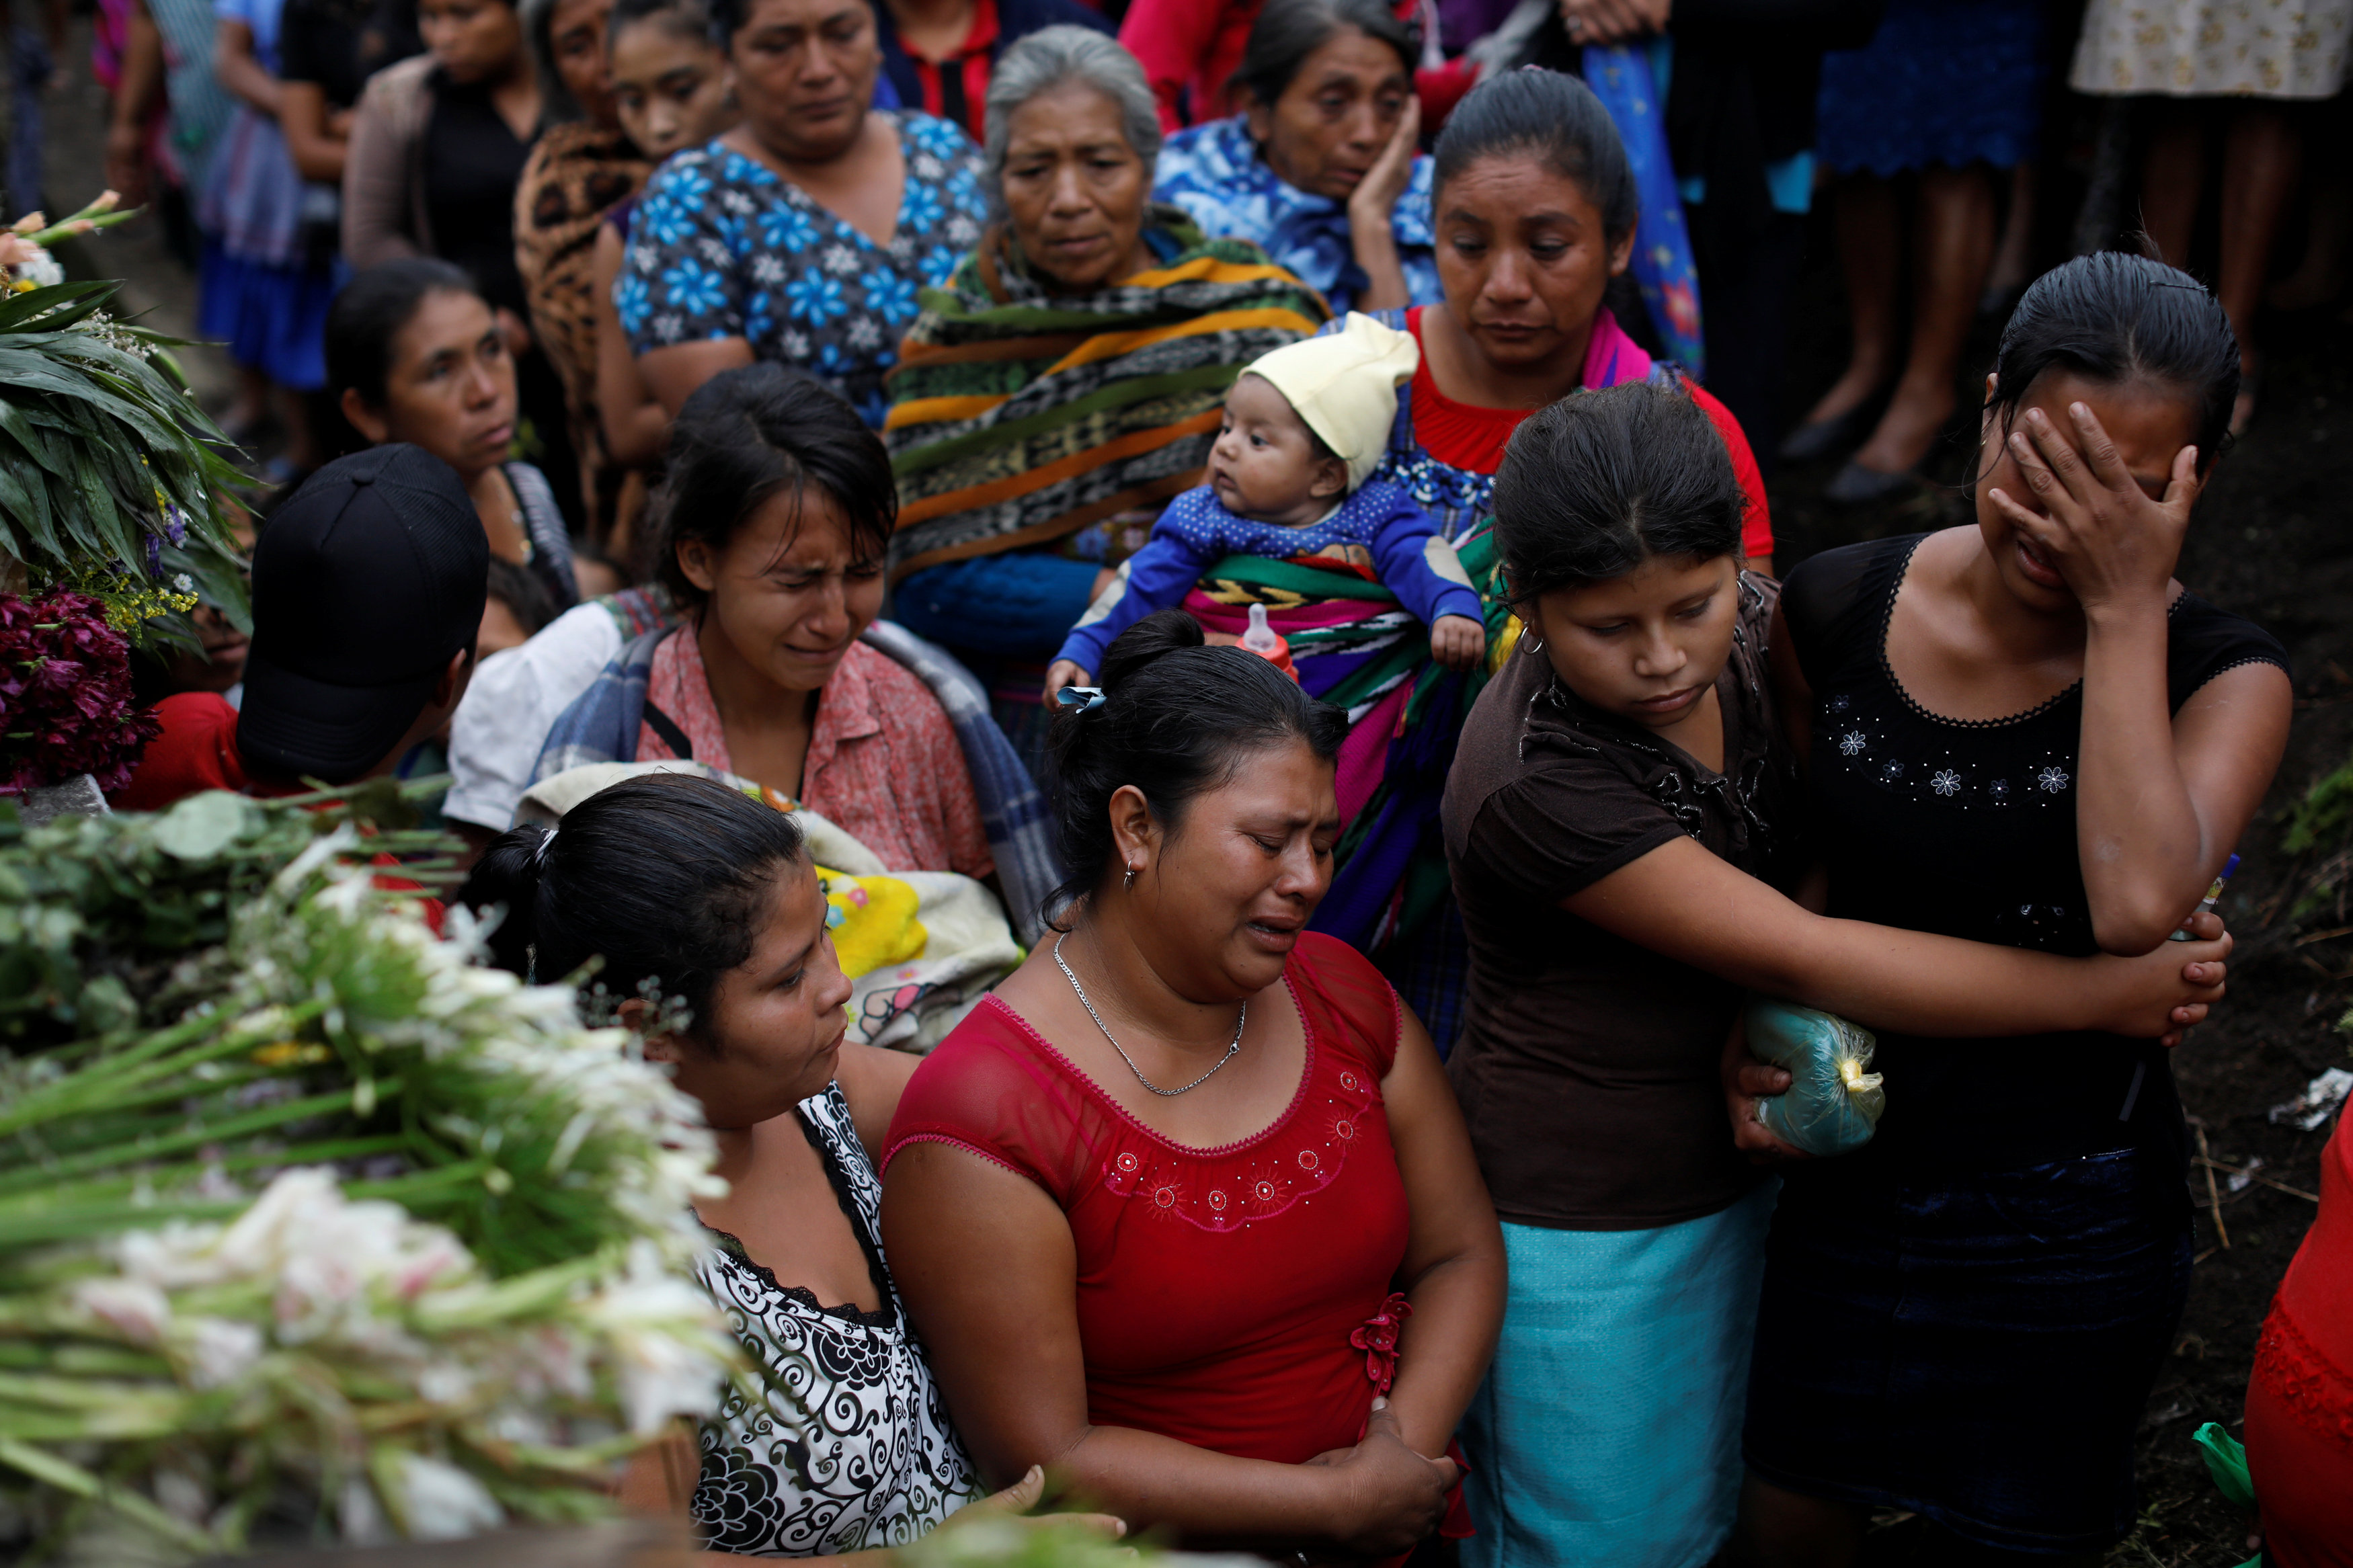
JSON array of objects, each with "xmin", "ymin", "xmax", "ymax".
[
  {"xmin": 1043, "ymin": 660, "xmax": 1092, "ymax": 704},
  {"xmin": 2085, "ymin": 909, "xmax": 2231, "ymax": 1044},
  {"xmin": 1987, "ymin": 401, "xmax": 2198, "ymax": 620}
]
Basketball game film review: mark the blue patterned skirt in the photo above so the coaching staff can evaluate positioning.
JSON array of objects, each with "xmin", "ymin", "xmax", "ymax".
[{"xmin": 1815, "ymin": 0, "xmax": 2048, "ymax": 177}]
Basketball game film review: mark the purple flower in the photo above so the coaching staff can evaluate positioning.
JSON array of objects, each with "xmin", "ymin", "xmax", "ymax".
[{"xmin": 0, "ymin": 589, "xmax": 160, "ymax": 796}]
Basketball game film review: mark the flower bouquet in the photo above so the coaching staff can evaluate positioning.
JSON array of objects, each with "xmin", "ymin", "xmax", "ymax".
[
  {"xmin": 0, "ymin": 586, "xmax": 160, "ymax": 799},
  {"xmin": 0, "ymin": 787, "xmax": 741, "ymax": 1558},
  {"xmin": 0, "ymin": 194, "xmax": 251, "ymax": 662}
]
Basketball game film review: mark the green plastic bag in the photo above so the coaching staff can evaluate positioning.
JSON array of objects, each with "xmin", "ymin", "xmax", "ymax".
[
  {"xmin": 1744, "ymin": 999, "xmax": 1886, "ymax": 1157},
  {"xmin": 2192, "ymin": 1422, "xmax": 2262, "ymax": 1568}
]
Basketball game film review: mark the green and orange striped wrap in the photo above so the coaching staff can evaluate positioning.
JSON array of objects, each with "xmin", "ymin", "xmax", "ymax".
[{"xmin": 883, "ymin": 208, "xmax": 1330, "ymax": 583}]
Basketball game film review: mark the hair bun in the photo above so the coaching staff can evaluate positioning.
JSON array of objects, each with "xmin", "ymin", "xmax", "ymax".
[{"xmin": 1094, "ymin": 608, "xmax": 1206, "ymax": 693}]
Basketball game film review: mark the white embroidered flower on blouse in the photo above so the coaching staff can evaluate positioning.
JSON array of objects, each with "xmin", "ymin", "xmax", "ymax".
[
  {"xmin": 1839, "ymin": 731, "xmax": 1867, "ymax": 757},
  {"xmin": 2038, "ymin": 766, "xmax": 2071, "ymax": 793},
  {"xmin": 1931, "ymin": 770, "xmax": 1962, "ymax": 796}
]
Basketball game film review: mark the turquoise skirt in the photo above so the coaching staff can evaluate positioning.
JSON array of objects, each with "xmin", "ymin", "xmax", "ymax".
[{"xmin": 1462, "ymin": 1180, "xmax": 1777, "ymax": 1568}]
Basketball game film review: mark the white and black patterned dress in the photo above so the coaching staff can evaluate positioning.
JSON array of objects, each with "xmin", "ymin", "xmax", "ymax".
[{"xmin": 692, "ymin": 1083, "xmax": 980, "ymax": 1557}]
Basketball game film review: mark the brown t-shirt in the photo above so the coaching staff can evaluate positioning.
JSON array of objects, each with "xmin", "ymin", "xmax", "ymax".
[{"xmin": 1442, "ymin": 575, "xmax": 1801, "ymax": 1231}]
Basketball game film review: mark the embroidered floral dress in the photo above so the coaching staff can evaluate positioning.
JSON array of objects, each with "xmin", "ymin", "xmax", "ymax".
[
  {"xmin": 694, "ymin": 1082, "xmax": 981, "ymax": 1556},
  {"xmin": 1152, "ymin": 114, "xmax": 1440, "ymax": 316},
  {"xmin": 883, "ymin": 932, "xmax": 1417, "ymax": 1464},
  {"xmin": 616, "ymin": 114, "xmax": 988, "ymax": 427}
]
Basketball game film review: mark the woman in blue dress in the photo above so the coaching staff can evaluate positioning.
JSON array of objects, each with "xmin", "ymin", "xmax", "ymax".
[
  {"xmin": 201, "ymin": 0, "xmax": 344, "ymax": 477},
  {"xmin": 1151, "ymin": 0, "xmax": 1435, "ymax": 316},
  {"xmin": 615, "ymin": 0, "xmax": 988, "ymax": 426}
]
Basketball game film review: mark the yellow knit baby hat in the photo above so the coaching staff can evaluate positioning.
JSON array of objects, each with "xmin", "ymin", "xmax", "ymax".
[{"xmin": 1242, "ymin": 312, "xmax": 1420, "ymax": 493}]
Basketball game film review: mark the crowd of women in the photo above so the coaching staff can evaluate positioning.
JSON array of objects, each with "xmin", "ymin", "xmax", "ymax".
[{"xmin": 75, "ymin": 0, "xmax": 2353, "ymax": 1561}]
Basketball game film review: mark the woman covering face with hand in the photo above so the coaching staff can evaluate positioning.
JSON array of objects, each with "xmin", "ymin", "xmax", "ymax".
[
  {"xmin": 454, "ymin": 773, "xmax": 1125, "ymax": 1555},
  {"xmin": 1734, "ymin": 252, "xmax": 2295, "ymax": 1566},
  {"xmin": 881, "ymin": 611, "xmax": 1506, "ymax": 1562}
]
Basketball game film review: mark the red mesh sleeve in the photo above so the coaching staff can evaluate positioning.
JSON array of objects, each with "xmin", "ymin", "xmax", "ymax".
[
  {"xmin": 881, "ymin": 1001, "xmax": 1101, "ymax": 1206},
  {"xmin": 1686, "ymin": 380, "xmax": 1775, "ymax": 561},
  {"xmin": 1288, "ymin": 934, "xmax": 1406, "ymax": 1081}
]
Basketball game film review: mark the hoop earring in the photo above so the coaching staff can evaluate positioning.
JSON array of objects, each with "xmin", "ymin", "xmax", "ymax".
[
  {"xmin": 1123, "ymin": 864, "xmax": 1138, "ymax": 892},
  {"xmin": 1521, "ymin": 632, "xmax": 1545, "ymax": 655}
]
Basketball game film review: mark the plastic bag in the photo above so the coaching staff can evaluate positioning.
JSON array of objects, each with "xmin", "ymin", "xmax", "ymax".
[{"xmin": 1744, "ymin": 999, "xmax": 1886, "ymax": 1157}]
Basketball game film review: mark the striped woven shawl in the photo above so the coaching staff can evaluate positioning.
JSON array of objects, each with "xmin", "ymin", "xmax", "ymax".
[{"xmin": 883, "ymin": 209, "xmax": 1329, "ymax": 582}]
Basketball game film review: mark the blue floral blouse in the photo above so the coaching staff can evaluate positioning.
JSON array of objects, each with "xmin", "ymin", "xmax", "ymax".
[
  {"xmin": 616, "ymin": 112, "xmax": 988, "ymax": 426},
  {"xmin": 1152, "ymin": 114, "xmax": 1440, "ymax": 316}
]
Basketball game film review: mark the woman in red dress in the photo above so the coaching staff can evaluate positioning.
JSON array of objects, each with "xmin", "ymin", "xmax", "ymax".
[
  {"xmin": 882, "ymin": 610, "xmax": 1505, "ymax": 1559},
  {"xmin": 2245, "ymin": 1108, "xmax": 2353, "ymax": 1567}
]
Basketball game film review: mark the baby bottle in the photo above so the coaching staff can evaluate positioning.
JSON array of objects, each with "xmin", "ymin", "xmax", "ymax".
[{"xmin": 1239, "ymin": 603, "xmax": 1298, "ymax": 682}]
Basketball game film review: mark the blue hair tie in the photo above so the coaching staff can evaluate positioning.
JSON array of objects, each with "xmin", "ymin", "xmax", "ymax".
[{"xmin": 1057, "ymin": 686, "xmax": 1106, "ymax": 712}]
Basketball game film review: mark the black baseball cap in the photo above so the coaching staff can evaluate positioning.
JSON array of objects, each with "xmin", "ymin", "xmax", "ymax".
[{"xmin": 237, "ymin": 444, "xmax": 489, "ymax": 782}]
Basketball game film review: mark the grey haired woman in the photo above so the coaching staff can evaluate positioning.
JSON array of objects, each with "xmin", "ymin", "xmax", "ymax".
[{"xmin": 885, "ymin": 26, "xmax": 1328, "ymax": 759}]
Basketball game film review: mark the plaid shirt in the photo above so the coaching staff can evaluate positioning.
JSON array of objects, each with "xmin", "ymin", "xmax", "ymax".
[{"xmin": 637, "ymin": 630, "xmax": 992, "ymax": 883}]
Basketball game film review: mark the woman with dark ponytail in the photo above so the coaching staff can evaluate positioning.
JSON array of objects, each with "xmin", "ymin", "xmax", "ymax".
[
  {"xmin": 881, "ymin": 610, "xmax": 1505, "ymax": 1560},
  {"xmin": 455, "ymin": 772, "xmax": 1117, "ymax": 1557},
  {"xmin": 1736, "ymin": 251, "xmax": 2295, "ymax": 1563}
]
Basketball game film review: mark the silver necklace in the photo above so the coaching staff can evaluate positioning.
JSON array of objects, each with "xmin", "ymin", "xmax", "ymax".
[{"xmin": 1053, "ymin": 932, "xmax": 1244, "ymax": 1097}]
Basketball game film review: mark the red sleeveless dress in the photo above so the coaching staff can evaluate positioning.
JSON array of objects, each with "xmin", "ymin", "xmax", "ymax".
[{"xmin": 883, "ymin": 932, "xmax": 1414, "ymax": 1464}]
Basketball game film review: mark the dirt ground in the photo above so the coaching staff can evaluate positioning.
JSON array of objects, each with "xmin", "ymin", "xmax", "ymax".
[{"xmin": 22, "ymin": 17, "xmax": 2353, "ymax": 1564}]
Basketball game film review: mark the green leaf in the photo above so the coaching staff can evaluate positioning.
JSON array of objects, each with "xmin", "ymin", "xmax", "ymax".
[
  {"xmin": 151, "ymin": 794, "xmax": 260, "ymax": 861},
  {"xmin": 0, "ymin": 280, "xmax": 121, "ymax": 334}
]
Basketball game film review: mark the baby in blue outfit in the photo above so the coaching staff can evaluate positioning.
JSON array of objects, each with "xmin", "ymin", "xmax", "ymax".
[{"xmin": 1044, "ymin": 314, "xmax": 1487, "ymax": 696}]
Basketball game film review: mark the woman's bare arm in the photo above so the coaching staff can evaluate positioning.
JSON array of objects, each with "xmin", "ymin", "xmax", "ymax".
[
  {"xmin": 1565, "ymin": 835, "xmax": 2229, "ymax": 1041},
  {"xmin": 640, "ymin": 338, "xmax": 757, "ymax": 417},
  {"xmin": 279, "ymin": 80, "xmax": 348, "ymax": 183},
  {"xmin": 834, "ymin": 1043, "xmax": 920, "ymax": 1161},
  {"xmin": 595, "ymin": 226, "xmax": 674, "ymax": 464},
  {"xmin": 214, "ymin": 19, "xmax": 282, "ymax": 116},
  {"xmin": 1995, "ymin": 403, "xmax": 2293, "ymax": 952},
  {"xmin": 881, "ymin": 1143, "xmax": 1453, "ymax": 1556},
  {"xmin": 1374, "ymin": 1007, "xmax": 1504, "ymax": 1461}
]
